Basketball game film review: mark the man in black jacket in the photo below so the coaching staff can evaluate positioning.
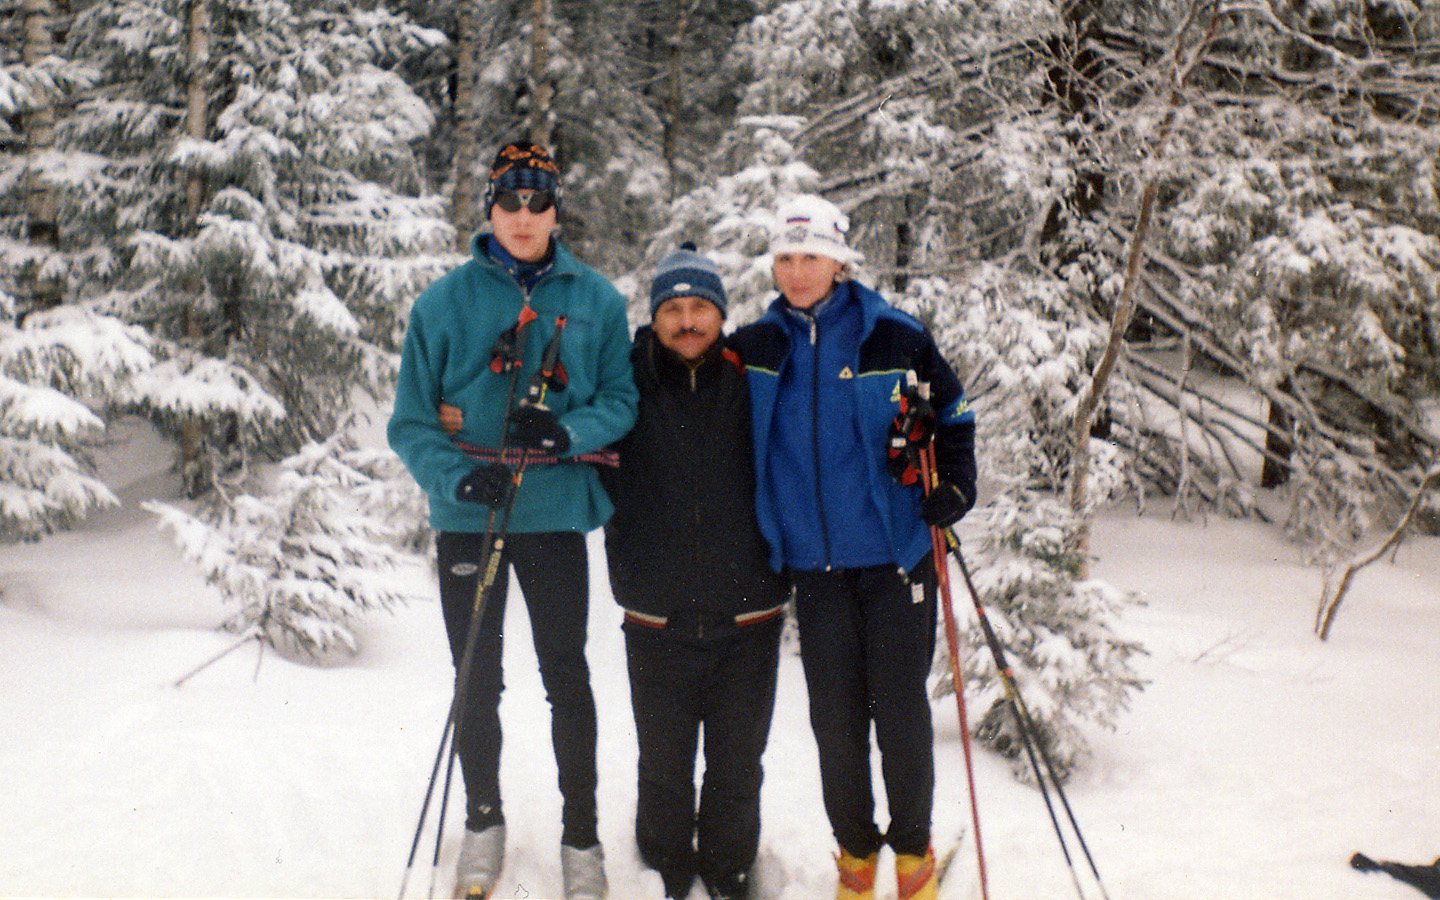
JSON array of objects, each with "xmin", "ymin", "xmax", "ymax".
[{"xmin": 605, "ymin": 245, "xmax": 788, "ymax": 900}]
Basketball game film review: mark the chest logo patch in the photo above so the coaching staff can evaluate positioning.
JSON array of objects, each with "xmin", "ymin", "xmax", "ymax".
[{"xmin": 838, "ymin": 366, "xmax": 854, "ymax": 379}]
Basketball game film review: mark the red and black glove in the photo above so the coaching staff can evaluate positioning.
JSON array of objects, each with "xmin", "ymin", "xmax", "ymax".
[{"xmin": 887, "ymin": 380, "xmax": 936, "ymax": 486}]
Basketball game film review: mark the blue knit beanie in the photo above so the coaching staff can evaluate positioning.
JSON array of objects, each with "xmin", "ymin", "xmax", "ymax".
[
  {"xmin": 649, "ymin": 243, "xmax": 727, "ymax": 318},
  {"xmin": 483, "ymin": 141, "xmax": 562, "ymax": 218}
]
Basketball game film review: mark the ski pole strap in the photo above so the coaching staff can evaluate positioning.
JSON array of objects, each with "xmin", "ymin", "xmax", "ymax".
[
  {"xmin": 887, "ymin": 370, "xmax": 936, "ymax": 487},
  {"xmin": 453, "ymin": 438, "xmax": 619, "ymax": 469},
  {"xmin": 490, "ymin": 302, "xmax": 541, "ymax": 374}
]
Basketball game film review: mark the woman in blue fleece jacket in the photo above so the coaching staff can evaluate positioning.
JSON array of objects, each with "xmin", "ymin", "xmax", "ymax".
[
  {"xmin": 388, "ymin": 141, "xmax": 636, "ymax": 900},
  {"xmin": 729, "ymin": 196, "xmax": 977, "ymax": 900}
]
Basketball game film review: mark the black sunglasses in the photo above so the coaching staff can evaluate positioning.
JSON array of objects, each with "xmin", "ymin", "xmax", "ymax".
[{"xmin": 493, "ymin": 190, "xmax": 556, "ymax": 214}]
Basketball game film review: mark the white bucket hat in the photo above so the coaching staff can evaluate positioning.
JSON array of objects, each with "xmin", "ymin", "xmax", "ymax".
[{"xmin": 770, "ymin": 195, "xmax": 863, "ymax": 265}]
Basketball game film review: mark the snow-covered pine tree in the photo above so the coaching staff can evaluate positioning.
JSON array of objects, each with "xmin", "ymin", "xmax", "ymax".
[
  {"xmin": 899, "ymin": 266, "xmax": 1147, "ymax": 776},
  {"xmin": 959, "ymin": 490, "xmax": 1146, "ymax": 781},
  {"xmin": 1154, "ymin": 1, "xmax": 1440, "ymax": 557},
  {"xmin": 599, "ymin": 0, "xmax": 761, "ymax": 199},
  {"xmin": 0, "ymin": 289, "xmax": 153, "ymax": 539},
  {"xmin": 980, "ymin": 0, "xmax": 1440, "ymax": 557},
  {"xmin": 6, "ymin": 0, "xmax": 455, "ymax": 649},
  {"xmin": 638, "ymin": 115, "xmax": 822, "ymax": 325},
  {"xmin": 0, "ymin": 0, "xmax": 155, "ymax": 541},
  {"xmin": 61, "ymin": 0, "xmax": 454, "ymax": 496},
  {"xmin": 896, "ymin": 268, "xmax": 1124, "ymax": 502},
  {"xmin": 147, "ymin": 429, "xmax": 426, "ymax": 662},
  {"xmin": 729, "ymin": 0, "xmax": 1063, "ymax": 279},
  {"xmin": 640, "ymin": 0, "xmax": 1051, "ymax": 313},
  {"xmin": 0, "ymin": 0, "xmax": 90, "ymax": 313},
  {"xmin": 396, "ymin": 0, "xmax": 679, "ymax": 274}
]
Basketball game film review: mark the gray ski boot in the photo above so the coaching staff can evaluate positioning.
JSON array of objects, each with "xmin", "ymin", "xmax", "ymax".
[
  {"xmin": 455, "ymin": 824, "xmax": 505, "ymax": 899},
  {"xmin": 560, "ymin": 842, "xmax": 607, "ymax": 900}
]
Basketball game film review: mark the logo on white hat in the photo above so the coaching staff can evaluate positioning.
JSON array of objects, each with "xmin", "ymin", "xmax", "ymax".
[{"xmin": 772, "ymin": 195, "xmax": 861, "ymax": 264}]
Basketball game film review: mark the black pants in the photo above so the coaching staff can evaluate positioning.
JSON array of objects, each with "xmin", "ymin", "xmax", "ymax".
[
  {"xmin": 791, "ymin": 555, "xmax": 937, "ymax": 858},
  {"xmin": 625, "ymin": 614, "xmax": 782, "ymax": 884},
  {"xmin": 436, "ymin": 530, "xmax": 598, "ymax": 849}
]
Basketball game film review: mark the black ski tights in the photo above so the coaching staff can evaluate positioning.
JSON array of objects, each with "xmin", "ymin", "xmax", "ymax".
[
  {"xmin": 791, "ymin": 555, "xmax": 938, "ymax": 859},
  {"xmin": 436, "ymin": 530, "xmax": 599, "ymax": 849}
]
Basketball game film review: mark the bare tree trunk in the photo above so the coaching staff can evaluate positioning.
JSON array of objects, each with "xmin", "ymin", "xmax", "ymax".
[
  {"xmin": 894, "ymin": 193, "xmax": 918, "ymax": 292},
  {"xmin": 1068, "ymin": 3, "xmax": 1220, "ymax": 575},
  {"xmin": 1260, "ymin": 378, "xmax": 1294, "ymax": 488},
  {"xmin": 526, "ymin": 0, "xmax": 553, "ymax": 148},
  {"xmin": 181, "ymin": 0, "xmax": 212, "ymax": 484},
  {"xmin": 21, "ymin": 0, "xmax": 61, "ymax": 312},
  {"xmin": 661, "ymin": 4, "xmax": 689, "ymax": 201},
  {"xmin": 1069, "ymin": 177, "xmax": 1155, "ymax": 532},
  {"xmin": 184, "ymin": 0, "xmax": 209, "ymax": 229},
  {"xmin": 451, "ymin": 0, "xmax": 484, "ymax": 249},
  {"xmin": 1038, "ymin": 0, "xmax": 1107, "ymax": 272}
]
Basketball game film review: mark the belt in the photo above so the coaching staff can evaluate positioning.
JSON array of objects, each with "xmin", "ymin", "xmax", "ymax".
[
  {"xmin": 622, "ymin": 602, "xmax": 786, "ymax": 632},
  {"xmin": 453, "ymin": 439, "xmax": 619, "ymax": 468}
]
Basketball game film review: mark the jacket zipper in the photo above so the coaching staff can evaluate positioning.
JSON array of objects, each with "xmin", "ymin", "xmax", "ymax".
[
  {"xmin": 690, "ymin": 363, "xmax": 700, "ymax": 529},
  {"xmin": 808, "ymin": 315, "xmax": 833, "ymax": 571}
]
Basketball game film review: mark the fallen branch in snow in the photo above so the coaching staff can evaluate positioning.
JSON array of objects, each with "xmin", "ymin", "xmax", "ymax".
[
  {"xmin": 1315, "ymin": 465, "xmax": 1440, "ymax": 641},
  {"xmin": 172, "ymin": 624, "xmax": 265, "ymax": 687},
  {"xmin": 1114, "ymin": 238, "xmax": 1434, "ymax": 524}
]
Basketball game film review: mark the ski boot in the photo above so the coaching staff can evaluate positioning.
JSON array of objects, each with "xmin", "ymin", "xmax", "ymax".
[
  {"xmin": 836, "ymin": 849, "xmax": 878, "ymax": 900},
  {"xmin": 896, "ymin": 847, "xmax": 938, "ymax": 900},
  {"xmin": 561, "ymin": 842, "xmax": 607, "ymax": 900},
  {"xmin": 455, "ymin": 824, "xmax": 505, "ymax": 899}
]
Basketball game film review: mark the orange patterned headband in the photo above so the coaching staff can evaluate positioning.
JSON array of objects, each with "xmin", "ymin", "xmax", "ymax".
[{"xmin": 491, "ymin": 144, "xmax": 560, "ymax": 179}]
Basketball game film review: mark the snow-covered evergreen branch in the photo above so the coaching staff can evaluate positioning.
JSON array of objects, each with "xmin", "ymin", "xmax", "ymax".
[{"xmin": 148, "ymin": 431, "xmax": 427, "ymax": 663}]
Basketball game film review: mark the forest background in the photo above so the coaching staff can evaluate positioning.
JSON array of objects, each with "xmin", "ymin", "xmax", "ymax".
[{"xmin": 4, "ymin": 0, "xmax": 1440, "ymax": 771}]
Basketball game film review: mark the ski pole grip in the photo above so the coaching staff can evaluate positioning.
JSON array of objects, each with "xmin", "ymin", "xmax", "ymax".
[{"xmin": 525, "ymin": 316, "xmax": 568, "ymax": 405}]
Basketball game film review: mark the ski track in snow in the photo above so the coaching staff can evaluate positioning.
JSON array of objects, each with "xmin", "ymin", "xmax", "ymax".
[{"xmin": 0, "ymin": 422, "xmax": 1436, "ymax": 899}]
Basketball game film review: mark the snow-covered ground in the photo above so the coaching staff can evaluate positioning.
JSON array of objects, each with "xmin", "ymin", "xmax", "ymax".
[{"xmin": 1, "ymin": 418, "xmax": 1436, "ymax": 900}]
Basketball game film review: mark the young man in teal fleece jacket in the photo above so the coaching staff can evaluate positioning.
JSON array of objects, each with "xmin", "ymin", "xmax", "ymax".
[{"xmin": 388, "ymin": 141, "xmax": 636, "ymax": 900}]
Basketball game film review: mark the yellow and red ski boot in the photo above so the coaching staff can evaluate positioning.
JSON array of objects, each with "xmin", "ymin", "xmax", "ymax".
[
  {"xmin": 836, "ymin": 849, "xmax": 878, "ymax": 900},
  {"xmin": 895, "ymin": 847, "xmax": 939, "ymax": 900}
]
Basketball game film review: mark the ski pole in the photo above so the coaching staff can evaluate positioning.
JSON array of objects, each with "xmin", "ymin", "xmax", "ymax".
[
  {"xmin": 423, "ymin": 314, "xmax": 569, "ymax": 893},
  {"xmin": 942, "ymin": 525, "xmax": 1113, "ymax": 900},
  {"xmin": 399, "ymin": 303, "xmax": 544, "ymax": 899},
  {"xmin": 917, "ymin": 440, "xmax": 989, "ymax": 900}
]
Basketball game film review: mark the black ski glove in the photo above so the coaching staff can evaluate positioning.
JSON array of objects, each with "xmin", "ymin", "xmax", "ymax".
[
  {"xmin": 455, "ymin": 462, "xmax": 512, "ymax": 507},
  {"xmin": 921, "ymin": 480, "xmax": 973, "ymax": 528},
  {"xmin": 506, "ymin": 404, "xmax": 570, "ymax": 453}
]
